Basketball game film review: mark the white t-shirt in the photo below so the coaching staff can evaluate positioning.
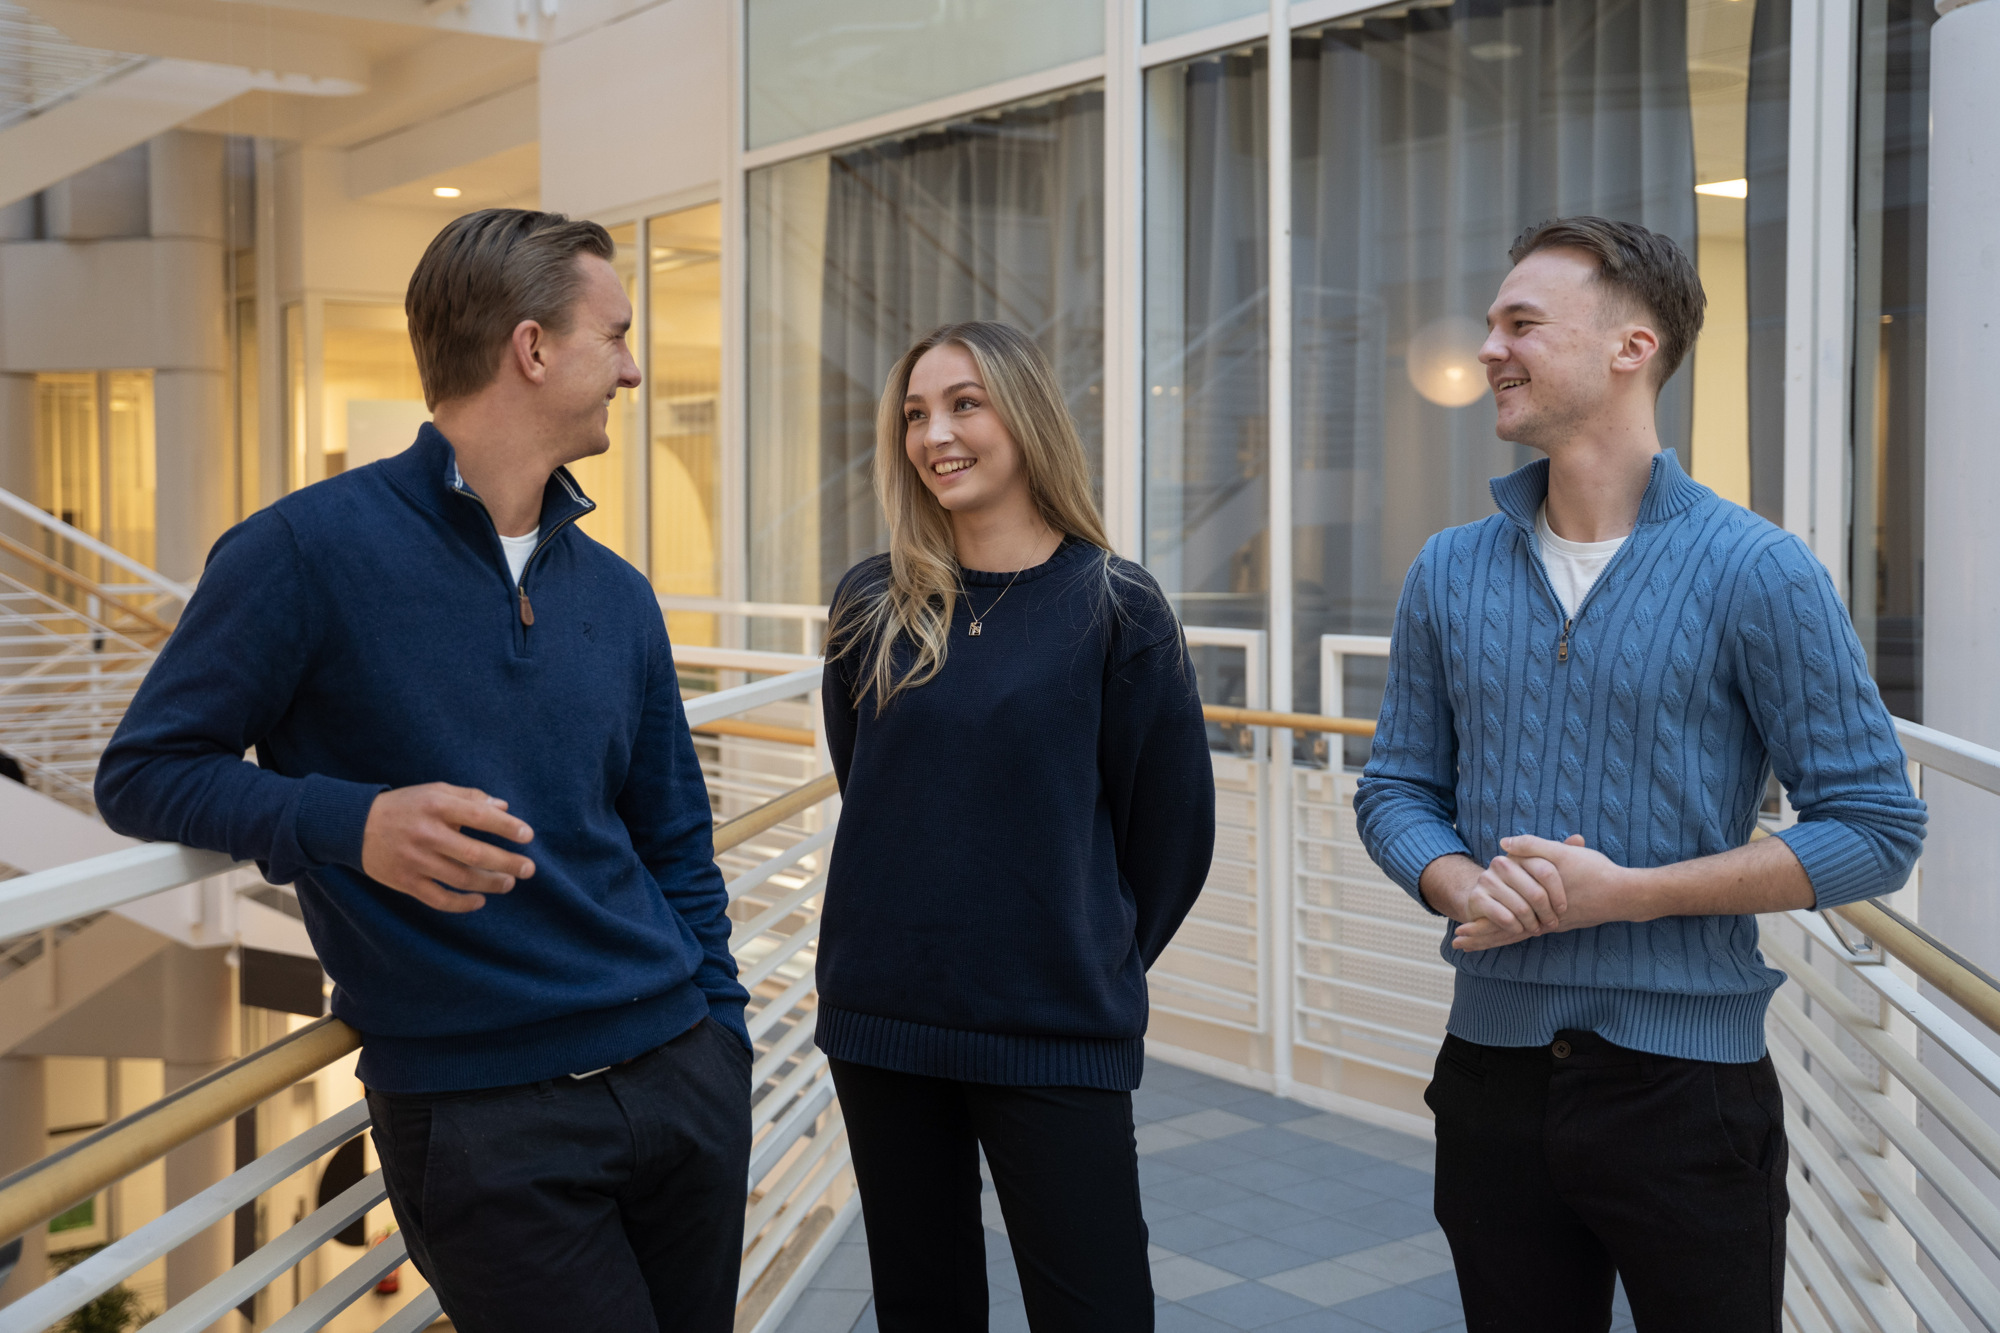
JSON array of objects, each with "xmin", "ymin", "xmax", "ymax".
[
  {"xmin": 499, "ymin": 528, "xmax": 540, "ymax": 586},
  {"xmin": 1535, "ymin": 505, "xmax": 1625, "ymax": 619}
]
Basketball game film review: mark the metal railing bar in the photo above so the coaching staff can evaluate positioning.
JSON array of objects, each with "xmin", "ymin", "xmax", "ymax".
[
  {"xmin": 1830, "ymin": 900, "xmax": 2000, "ymax": 1036},
  {"xmin": 1286, "ymin": 1036, "xmax": 1434, "ymax": 1083},
  {"xmin": 1148, "ymin": 1002, "xmax": 1261, "ymax": 1033},
  {"xmin": 739, "ymin": 1144, "xmax": 852, "ymax": 1306},
  {"xmin": 1148, "ymin": 967, "xmax": 1262, "ymax": 1004},
  {"xmin": 724, "ymin": 826, "xmax": 835, "ymax": 904},
  {"xmin": 0, "ymin": 532, "xmax": 174, "ymax": 634},
  {"xmin": 1292, "ymin": 936, "xmax": 1459, "ymax": 979},
  {"xmin": 683, "ymin": 666, "xmax": 824, "ymax": 728},
  {"xmin": 0, "ymin": 1102, "xmax": 371, "ymax": 1332},
  {"xmin": 751, "ymin": 1081, "xmax": 836, "ymax": 1186},
  {"xmin": 714, "ymin": 774, "xmax": 839, "ymax": 855},
  {"xmin": 372, "ymin": 1288, "xmax": 444, "ymax": 1333},
  {"xmin": 143, "ymin": 1171, "xmax": 389, "ymax": 1333},
  {"xmin": 752, "ymin": 1011, "xmax": 819, "ymax": 1087},
  {"xmin": 263, "ymin": 1230, "xmax": 410, "ymax": 1333},
  {"xmin": 0, "ymin": 485, "xmax": 195, "ymax": 601},
  {"xmin": 1763, "ymin": 933, "xmax": 2000, "ymax": 1178},
  {"xmin": 1896, "ymin": 718, "xmax": 2000, "ymax": 797},
  {"xmin": 1767, "ymin": 1038, "xmax": 2000, "ymax": 1321},
  {"xmin": 0, "ymin": 843, "xmax": 242, "ymax": 939},
  {"xmin": 743, "ymin": 1128, "xmax": 849, "ymax": 1266},
  {"xmin": 1782, "ymin": 1220, "xmax": 1875, "ymax": 1333},
  {"xmin": 739, "ymin": 918, "xmax": 821, "ymax": 993},
  {"xmin": 1291, "ymin": 972, "xmax": 1453, "ymax": 1011},
  {"xmin": 1766, "ymin": 991, "xmax": 2000, "ymax": 1257},
  {"xmin": 1287, "ymin": 1001, "xmax": 1445, "ymax": 1050},
  {"xmin": 0, "ymin": 1016, "xmax": 361, "ymax": 1242},
  {"xmin": 748, "ymin": 969, "xmax": 819, "ymax": 1046},
  {"xmin": 752, "ymin": 1049, "xmax": 830, "ymax": 1135},
  {"xmin": 1783, "ymin": 1108, "xmax": 1970, "ymax": 1333}
]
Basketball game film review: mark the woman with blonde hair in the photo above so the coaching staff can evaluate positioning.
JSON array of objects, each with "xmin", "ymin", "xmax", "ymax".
[{"xmin": 816, "ymin": 320, "xmax": 1215, "ymax": 1330}]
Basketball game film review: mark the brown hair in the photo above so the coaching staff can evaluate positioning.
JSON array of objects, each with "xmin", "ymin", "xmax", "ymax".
[
  {"xmin": 405, "ymin": 209, "xmax": 615, "ymax": 408},
  {"xmin": 1508, "ymin": 216, "xmax": 1706, "ymax": 386}
]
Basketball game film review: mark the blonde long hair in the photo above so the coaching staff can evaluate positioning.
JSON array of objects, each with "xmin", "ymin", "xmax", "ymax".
[{"xmin": 827, "ymin": 321, "xmax": 1114, "ymax": 711}]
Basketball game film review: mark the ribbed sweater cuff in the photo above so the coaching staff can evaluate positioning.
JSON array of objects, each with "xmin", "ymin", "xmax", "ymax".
[
  {"xmin": 1374, "ymin": 822, "xmax": 1474, "ymax": 911},
  {"xmin": 295, "ymin": 774, "xmax": 388, "ymax": 871},
  {"xmin": 816, "ymin": 1006, "xmax": 1145, "ymax": 1090},
  {"xmin": 1779, "ymin": 819, "xmax": 1891, "ymax": 909}
]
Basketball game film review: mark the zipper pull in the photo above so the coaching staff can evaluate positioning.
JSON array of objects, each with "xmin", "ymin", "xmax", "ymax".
[
  {"xmin": 518, "ymin": 587, "xmax": 534, "ymax": 627},
  {"xmin": 1557, "ymin": 616, "xmax": 1571, "ymax": 663}
]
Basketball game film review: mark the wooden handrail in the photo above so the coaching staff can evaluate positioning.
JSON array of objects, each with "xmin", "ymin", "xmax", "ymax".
[
  {"xmin": 0, "ymin": 770, "xmax": 843, "ymax": 1241},
  {"xmin": 694, "ymin": 719, "xmax": 819, "ymax": 747},
  {"xmin": 1833, "ymin": 900, "xmax": 2000, "ymax": 1037},
  {"xmin": 0, "ymin": 531, "xmax": 174, "ymax": 637},
  {"xmin": 1204, "ymin": 704, "xmax": 1377, "ymax": 737}
]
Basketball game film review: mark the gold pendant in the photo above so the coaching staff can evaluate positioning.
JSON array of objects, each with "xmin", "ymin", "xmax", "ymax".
[{"xmin": 969, "ymin": 620, "xmax": 983, "ymax": 637}]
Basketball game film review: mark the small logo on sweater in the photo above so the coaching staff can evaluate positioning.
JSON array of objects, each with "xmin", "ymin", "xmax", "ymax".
[{"xmin": 581, "ymin": 622, "xmax": 595, "ymax": 640}]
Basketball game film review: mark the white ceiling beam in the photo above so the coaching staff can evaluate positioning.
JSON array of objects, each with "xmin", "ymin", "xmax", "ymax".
[
  {"xmin": 20, "ymin": 0, "xmax": 370, "ymax": 89},
  {"xmin": 0, "ymin": 59, "xmax": 257, "ymax": 210},
  {"xmin": 345, "ymin": 80, "xmax": 536, "ymax": 197}
]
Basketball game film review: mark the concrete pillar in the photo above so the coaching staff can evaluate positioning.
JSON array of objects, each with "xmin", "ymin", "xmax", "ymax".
[
  {"xmin": 0, "ymin": 372, "xmax": 33, "ymax": 548},
  {"xmin": 1921, "ymin": 0, "xmax": 2000, "ymax": 979},
  {"xmin": 0, "ymin": 1056, "xmax": 48, "ymax": 1306},
  {"xmin": 152, "ymin": 369, "xmax": 235, "ymax": 582},
  {"xmin": 159, "ymin": 946, "xmax": 235, "ymax": 1315}
]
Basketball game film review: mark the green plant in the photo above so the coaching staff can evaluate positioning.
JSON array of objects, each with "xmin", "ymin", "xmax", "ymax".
[{"xmin": 48, "ymin": 1247, "xmax": 150, "ymax": 1333}]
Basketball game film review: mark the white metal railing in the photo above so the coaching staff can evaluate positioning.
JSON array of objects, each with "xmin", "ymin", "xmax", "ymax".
[
  {"xmin": 0, "ymin": 665, "xmax": 847, "ymax": 1333},
  {"xmin": 0, "ymin": 484, "xmax": 189, "ymax": 814}
]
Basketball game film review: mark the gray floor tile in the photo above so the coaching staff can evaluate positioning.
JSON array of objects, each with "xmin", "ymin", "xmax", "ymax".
[
  {"xmin": 1200, "ymin": 1193, "xmax": 1323, "ymax": 1237},
  {"xmin": 1149, "ymin": 1211, "xmax": 1253, "ymax": 1254},
  {"xmin": 1151, "ymin": 1254, "xmax": 1246, "ymax": 1301},
  {"xmin": 1224, "ymin": 1092, "xmax": 1325, "ymax": 1124},
  {"xmin": 1145, "ymin": 1171, "xmax": 1257, "ymax": 1213},
  {"xmin": 811, "ymin": 1243, "xmax": 874, "ymax": 1291},
  {"xmin": 1141, "ymin": 1061, "xmax": 1212, "ymax": 1092},
  {"xmin": 772, "ymin": 1288, "xmax": 872, "ymax": 1333},
  {"xmin": 1402, "ymin": 1271, "xmax": 1461, "ymax": 1305},
  {"xmin": 1224, "ymin": 1125, "xmax": 1342, "ymax": 1159},
  {"xmin": 1340, "ymin": 1160, "xmax": 1435, "ymax": 1202},
  {"xmin": 1178, "ymin": 1078, "xmax": 1277, "ymax": 1110},
  {"xmin": 1264, "ymin": 1217, "xmax": 1396, "ymax": 1260},
  {"xmin": 849, "ymin": 1302, "xmax": 877, "ymax": 1333},
  {"xmin": 1341, "ymin": 1127, "xmax": 1432, "ymax": 1163},
  {"xmin": 1266, "ymin": 1179, "xmax": 1385, "ymax": 1217},
  {"xmin": 1259, "ymin": 1259, "xmax": 1392, "ymax": 1307},
  {"xmin": 1190, "ymin": 1235, "xmax": 1319, "ymax": 1279},
  {"xmin": 1212, "ymin": 1157, "xmax": 1320, "ymax": 1194},
  {"xmin": 1330, "ymin": 1197, "xmax": 1438, "ymax": 1240},
  {"xmin": 1271, "ymin": 1140, "xmax": 1386, "ymax": 1178},
  {"xmin": 987, "ymin": 1297, "xmax": 1032, "ymax": 1333},
  {"xmin": 1135, "ymin": 1088, "xmax": 1209, "ymax": 1123},
  {"xmin": 1258, "ymin": 1309, "xmax": 1380, "ymax": 1333},
  {"xmin": 1156, "ymin": 1108, "xmax": 1269, "ymax": 1142},
  {"xmin": 1328, "ymin": 1284, "xmax": 1461, "ymax": 1332},
  {"xmin": 1149, "ymin": 1139, "xmax": 1264, "ymax": 1174},
  {"xmin": 1281, "ymin": 1113, "xmax": 1384, "ymax": 1146},
  {"xmin": 1156, "ymin": 1303, "xmax": 1240, "ymax": 1332},
  {"xmin": 1138, "ymin": 1156, "xmax": 1193, "ymax": 1188},
  {"xmin": 1181, "ymin": 1278, "xmax": 1322, "ymax": 1329}
]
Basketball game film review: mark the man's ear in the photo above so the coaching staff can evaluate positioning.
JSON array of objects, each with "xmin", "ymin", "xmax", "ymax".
[
  {"xmin": 506, "ymin": 319, "xmax": 549, "ymax": 386},
  {"xmin": 1611, "ymin": 323, "xmax": 1660, "ymax": 380}
]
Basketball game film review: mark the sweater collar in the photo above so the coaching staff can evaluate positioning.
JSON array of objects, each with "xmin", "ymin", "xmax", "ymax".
[
  {"xmin": 386, "ymin": 421, "xmax": 597, "ymax": 534},
  {"xmin": 957, "ymin": 534, "xmax": 1096, "ymax": 586},
  {"xmin": 1488, "ymin": 447, "xmax": 1707, "ymax": 534}
]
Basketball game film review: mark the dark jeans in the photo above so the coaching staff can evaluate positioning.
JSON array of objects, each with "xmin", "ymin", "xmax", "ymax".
[
  {"xmin": 828, "ymin": 1058, "xmax": 1153, "ymax": 1332},
  {"xmin": 1426, "ymin": 1030, "xmax": 1788, "ymax": 1333},
  {"xmin": 366, "ymin": 1016, "xmax": 752, "ymax": 1333}
]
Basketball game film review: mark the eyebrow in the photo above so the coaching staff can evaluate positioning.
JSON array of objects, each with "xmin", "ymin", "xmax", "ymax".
[
  {"xmin": 1490, "ymin": 301, "xmax": 1548, "ymax": 324},
  {"xmin": 610, "ymin": 318, "xmax": 632, "ymax": 337},
  {"xmin": 905, "ymin": 379, "xmax": 985, "ymax": 403}
]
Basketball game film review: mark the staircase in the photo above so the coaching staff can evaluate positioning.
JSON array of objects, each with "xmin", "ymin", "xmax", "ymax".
[{"xmin": 0, "ymin": 484, "xmax": 190, "ymax": 818}]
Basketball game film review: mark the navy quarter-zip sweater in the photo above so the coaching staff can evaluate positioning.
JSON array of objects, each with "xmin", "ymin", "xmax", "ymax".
[
  {"xmin": 96, "ymin": 425, "xmax": 748, "ymax": 1093},
  {"xmin": 1355, "ymin": 450, "xmax": 1926, "ymax": 1062},
  {"xmin": 815, "ymin": 540, "xmax": 1216, "ymax": 1090}
]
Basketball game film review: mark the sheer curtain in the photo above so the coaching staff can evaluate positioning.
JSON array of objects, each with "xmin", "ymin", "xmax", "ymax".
[
  {"xmin": 810, "ymin": 89, "xmax": 1105, "ymax": 599},
  {"xmin": 1289, "ymin": 0, "xmax": 1698, "ymax": 712}
]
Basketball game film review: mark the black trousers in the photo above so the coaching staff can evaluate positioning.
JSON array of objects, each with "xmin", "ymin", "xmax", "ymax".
[
  {"xmin": 1426, "ymin": 1030, "xmax": 1788, "ymax": 1333},
  {"xmin": 366, "ymin": 1016, "xmax": 752, "ymax": 1333},
  {"xmin": 828, "ymin": 1058, "xmax": 1153, "ymax": 1332}
]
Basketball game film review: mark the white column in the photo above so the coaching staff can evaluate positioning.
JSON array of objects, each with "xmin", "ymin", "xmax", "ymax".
[
  {"xmin": 152, "ymin": 369, "xmax": 234, "ymax": 582},
  {"xmin": 160, "ymin": 946, "xmax": 236, "ymax": 1316},
  {"xmin": 0, "ymin": 1055, "xmax": 48, "ymax": 1305},
  {"xmin": 1921, "ymin": 0, "xmax": 2000, "ymax": 978}
]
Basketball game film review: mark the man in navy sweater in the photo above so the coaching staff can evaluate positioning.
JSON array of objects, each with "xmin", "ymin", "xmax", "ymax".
[
  {"xmin": 1356, "ymin": 218, "xmax": 1924, "ymax": 1331},
  {"xmin": 97, "ymin": 211, "xmax": 751, "ymax": 1332}
]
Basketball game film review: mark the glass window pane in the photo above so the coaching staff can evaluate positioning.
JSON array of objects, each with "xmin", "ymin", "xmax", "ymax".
[
  {"xmin": 1145, "ymin": 45, "xmax": 1268, "ymax": 640},
  {"xmin": 747, "ymin": 0, "xmax": 1104, "ymax": 149},
  {"xmin": 748, "ymin": 88, "xmax": 1107, "ymax": 611},
  {"xmin": 1147, "ymin": 0, "xmax": 1264, "ymax": 43},
  {"xmin": 322, "ymin": 302, "xmax": 427, "ymax": 479},
  {"xmin": 567, "ymin": 222, "xmax": 644, "ymax": 568},
  {"xmin": 104, "ymin": 370, "xmax": 155, "ymax": 568},
  {"xmin": 648, "ymin": 202, "xmax": 724, "ymax": 647},
  {"xmin": 1848, "ymin": 0, "xmax": 1931, "ymax": 723},
  {"xmin": 1289, "ymin": 0, "xmax": 1787, "ymax": 714}
]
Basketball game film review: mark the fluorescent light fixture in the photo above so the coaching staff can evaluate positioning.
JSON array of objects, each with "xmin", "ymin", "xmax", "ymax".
[
  {"xmin": 1695, "ymin": 178, "xmax": 1749, "ymax": 199},
  {"xmin": 433, "ymin": 186, "xmax": 462, "ymax": 199}
]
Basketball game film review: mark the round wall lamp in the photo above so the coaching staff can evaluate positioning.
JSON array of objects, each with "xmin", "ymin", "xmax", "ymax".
[
  {"xmin": 433, "ymin": 186, "xmax": 462, "ymax": 199},
  {"xmin": 1406, "ymin": 315, "xmax": 1489, "ymax": 407}
]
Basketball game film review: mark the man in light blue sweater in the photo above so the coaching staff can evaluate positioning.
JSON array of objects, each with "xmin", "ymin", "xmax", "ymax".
[{"xmin": 1355, "ymin": 217, "xmax": 1925, "ymax": 1333}]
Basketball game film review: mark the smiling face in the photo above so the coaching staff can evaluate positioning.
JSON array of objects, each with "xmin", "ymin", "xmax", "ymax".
[
  {"xmin": 1479, "ymin": 247, "xmax": 1659, "ymax": 451},
  {"xmin": 540, "ymin": 255, "xmax": 641, "ymax": 464},
  {"xmin": 902, "ymin": 342, "xmax": 1032, "ymax": 517}
]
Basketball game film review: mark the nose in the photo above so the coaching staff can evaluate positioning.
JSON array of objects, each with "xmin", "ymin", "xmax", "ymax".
[
  {"xmin": 1478, "ymin": 326, "xmax": 1507, "ymax": 366},
  {"xmin": 618, "ymin": 346, "xmax": 642, "ymax": 390},
  {"xmin": 924, "ymin": 410, "xmax": 953, "ymax": 450}
]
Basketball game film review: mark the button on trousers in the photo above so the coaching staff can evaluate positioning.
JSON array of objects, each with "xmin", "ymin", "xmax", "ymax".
[
  {"xmin": 1426, "ymin": 1029, "xmax": 1788, "ymax": 1333},
  {"xmin": 366, "ymin": 1016, "xmax": 752, "ymax": 1333}
]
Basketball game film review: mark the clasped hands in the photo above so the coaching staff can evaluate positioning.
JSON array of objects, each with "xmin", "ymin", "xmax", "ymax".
[{"xmin": 1426, "ymin": 835, "xmax": 1637, "ymax": 953}]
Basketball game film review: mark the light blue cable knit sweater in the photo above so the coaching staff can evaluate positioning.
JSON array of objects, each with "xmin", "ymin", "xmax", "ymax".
[{"xmin": 1354, "ymin": 449, "xmax": 1926, "ymax": 1062}]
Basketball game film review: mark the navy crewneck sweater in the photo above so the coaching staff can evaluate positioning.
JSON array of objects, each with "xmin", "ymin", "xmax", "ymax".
[
  {"xmin": 815, "ymin": 540, "xmax": 1215, "ymax": 1090},
  {"xmin": 96, "ymin": 426, "xmax": 747, "ymax": 1093}
]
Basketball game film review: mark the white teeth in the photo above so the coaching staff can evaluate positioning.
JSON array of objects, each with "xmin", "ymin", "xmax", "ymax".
[{"xmin": 933, "ymin": 459, "xmax": 973, "ymax": 475}]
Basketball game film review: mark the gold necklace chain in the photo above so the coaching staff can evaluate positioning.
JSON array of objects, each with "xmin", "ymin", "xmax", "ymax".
[{"xmin": 955, "ymin": 567, "xmax": 1023, "ymax": 637}]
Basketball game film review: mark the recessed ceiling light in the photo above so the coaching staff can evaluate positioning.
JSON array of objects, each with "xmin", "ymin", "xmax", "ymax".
[
  {"xmin": 433, "ymin": 186, "xmax": 462, "ymax": 199},
  {"xmin": 1695, "ymin": 178, "xmax": 1749, "ymax": 199}
]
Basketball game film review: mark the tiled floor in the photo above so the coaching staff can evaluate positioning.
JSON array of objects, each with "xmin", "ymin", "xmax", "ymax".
[{"xmin": 776, "ymin": 1058, "xmax": 1636, "ymax": 1332}]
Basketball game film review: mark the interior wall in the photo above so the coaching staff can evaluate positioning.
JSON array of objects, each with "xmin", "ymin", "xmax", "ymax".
[
  {"xmin": 278, "ymin": 145, "xmax": 466, "ymax": 301},
  {"xmin": 539, "ymin": 0, "xmax": 727, "ymax": 219}
]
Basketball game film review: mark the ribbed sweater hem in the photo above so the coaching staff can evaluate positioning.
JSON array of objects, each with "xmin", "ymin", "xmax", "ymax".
[
  {"xmin": 352, "ymin": 981, "xmax": 710, "ymax": 1093},
  {"xmin": 816, "ymin": 1005, "xmax": 1146, "ymax": 1090},
  {"xmin": 1446, "ymin": 974, "xmax": 1779, "ymax": 1064}
]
